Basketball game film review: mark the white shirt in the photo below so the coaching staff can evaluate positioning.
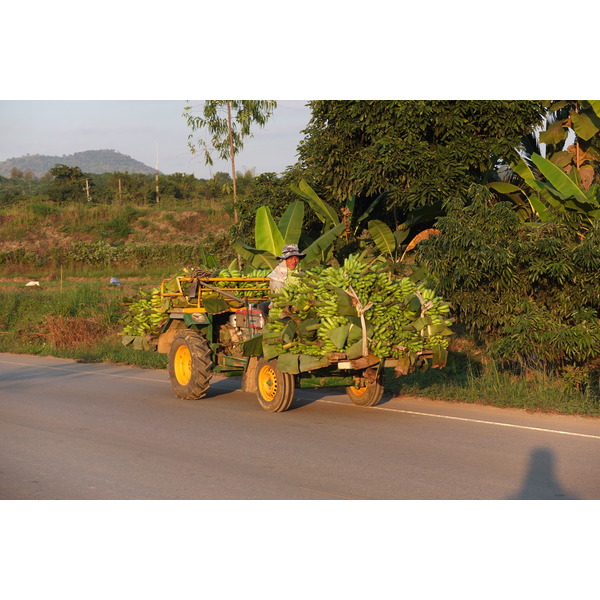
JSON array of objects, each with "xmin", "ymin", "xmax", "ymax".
[{"xmin": 268, "ymin": 261, "xmax": 289, "ymax": 293}]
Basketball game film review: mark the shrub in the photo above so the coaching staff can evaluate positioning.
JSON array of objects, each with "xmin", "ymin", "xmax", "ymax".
[{"xmin": 417, "ymin": 185, "xmax": 600, "ymax": 386}]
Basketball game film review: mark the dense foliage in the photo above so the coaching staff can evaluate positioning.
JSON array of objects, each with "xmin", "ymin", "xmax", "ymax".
[
  {"xmin": 298, "ymin": 100, "xmax": 545, "ymax": 214},
  {"xmin": 417, "ymin": 186, "xmax": 600, "ymax": 384}
]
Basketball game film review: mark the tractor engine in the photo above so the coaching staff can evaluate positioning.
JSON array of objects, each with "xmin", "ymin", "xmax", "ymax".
[{"xmin": 218, "ymin": 308, "xmax": 264, "ymax": 358}]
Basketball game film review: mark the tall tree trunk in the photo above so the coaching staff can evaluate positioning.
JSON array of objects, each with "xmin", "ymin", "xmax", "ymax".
[
  {"xmin": 227, "ymin": 101, "xmax": 242, "ymax": 269},
  {"xmin": 227, "ymin": 101, "xmax": 239, "ymax": 225}
]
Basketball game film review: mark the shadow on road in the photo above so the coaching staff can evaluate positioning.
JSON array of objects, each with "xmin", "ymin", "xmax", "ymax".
[
  {"xmin": 288, "ymin": 388, "xmax": 394, "ymax": 411},
  {"xmin": 506, "ymin": 447, "xmax": 580, "ymax": 500}
]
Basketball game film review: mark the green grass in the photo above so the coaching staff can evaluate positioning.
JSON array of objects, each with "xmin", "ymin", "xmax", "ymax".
[{"xmin": 385, "ymin": 353, "xmax": 600, "ymax": 417}]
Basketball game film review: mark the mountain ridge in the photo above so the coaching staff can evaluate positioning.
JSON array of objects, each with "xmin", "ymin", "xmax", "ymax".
[{"xmin": 0, "ymin": 149, "xmax": 157, "ymax": 177}]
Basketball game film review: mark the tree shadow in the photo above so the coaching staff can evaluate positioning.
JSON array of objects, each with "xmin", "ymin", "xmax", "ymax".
[{"xmin": 506, "ymin": 447, "xmax": 580, "ymax": 500}]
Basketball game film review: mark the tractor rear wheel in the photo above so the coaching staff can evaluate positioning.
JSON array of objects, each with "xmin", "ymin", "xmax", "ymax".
[
  {"xmin": 346, "ymin": 372, "xmax": 384, "ymax": 407},
  {"xmin": 168, "ymin": 330, "xmax": 213, "ymax": 400},
  {"xmin": 255, "ymin": 358, "xmax": 294, "ymax": 413}
]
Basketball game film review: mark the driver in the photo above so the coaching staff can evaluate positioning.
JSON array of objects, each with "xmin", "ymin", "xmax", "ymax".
[{"xmin": 268, "ymin": 244, "xmax": 306, "ymax": 293}]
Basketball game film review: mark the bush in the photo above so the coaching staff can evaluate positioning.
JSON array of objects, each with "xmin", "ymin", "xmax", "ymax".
[{"xmin": 417, "ymin": 185, "xmax": 600, "ymax": 386}]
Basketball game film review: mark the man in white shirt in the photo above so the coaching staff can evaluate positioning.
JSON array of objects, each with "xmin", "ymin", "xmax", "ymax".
[{"xmin": 267, "ymin": 244, "xmax": 306, "ymax": 294}]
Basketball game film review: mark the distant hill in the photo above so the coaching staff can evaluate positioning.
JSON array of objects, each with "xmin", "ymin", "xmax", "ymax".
[{"xmin": 0, "ymin": 150, "xmax": 157, "ymax": 177}]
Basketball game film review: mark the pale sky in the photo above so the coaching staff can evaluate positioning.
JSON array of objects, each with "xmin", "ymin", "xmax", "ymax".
[{"xmin": 0, "ymin": 100, "xmax": 312, "ymax": 178}]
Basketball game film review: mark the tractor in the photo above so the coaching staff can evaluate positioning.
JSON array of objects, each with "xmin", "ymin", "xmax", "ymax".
[{"xmin": 156, "ymin": 271, "xmax": 422, "ymax": 412}]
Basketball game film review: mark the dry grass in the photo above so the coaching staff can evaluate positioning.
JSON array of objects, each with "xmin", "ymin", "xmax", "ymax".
[{"xmin": 45, "ymin": 315, "xmax": 110, "ymax": 349}]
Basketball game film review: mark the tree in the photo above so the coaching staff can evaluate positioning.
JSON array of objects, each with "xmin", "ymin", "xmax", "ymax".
[
  {"xmin": 47, "ymin": 164, "xmax": 90, "ymax": 203},
  {"xmin": 183, "ymin": 100, "xmax": 277, "ymax": 225},
  {"xmin": 416, "ymin": 185, "xmax": 600, "ymax": 387},
  {"xmin": 297, "ymin": 101, "xmax": 545, "ymax": 217}
]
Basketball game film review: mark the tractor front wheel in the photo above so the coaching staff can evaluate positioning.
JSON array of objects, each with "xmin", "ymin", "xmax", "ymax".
[
  {"xmin": 168, "ymin": 330, "xmax": 213, "ymax": 400},
  {"xmin": 255, "ymin": 358, "xmax": 294, "ymax": 413}
]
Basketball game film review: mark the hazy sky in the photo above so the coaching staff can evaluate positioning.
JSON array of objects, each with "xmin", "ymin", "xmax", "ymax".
[{"xmin": 0, "ymin": 100, "xmax": 312, "ymax": 178}]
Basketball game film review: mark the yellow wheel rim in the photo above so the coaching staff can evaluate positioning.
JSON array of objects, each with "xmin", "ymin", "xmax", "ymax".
[
  {"xmin": 258, "ymin": 365, "xmax": 278, "ymax": 402},
  {"xmin": 351, "ymin": 385, "xmax": 368, "ymax": 396},
  {"xmin": 174, "ymin": 345, "xmax": 192, "ymax": 385}
]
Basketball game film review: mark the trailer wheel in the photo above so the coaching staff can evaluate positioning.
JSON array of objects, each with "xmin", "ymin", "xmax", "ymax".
[
  {"xmin": 255, "ymin": 358, "xmax": 294, "ymax": 412},
  {"xmin": 168, "ymin": 330, "xmax": 213, "ymax": 400},
  {"xmin": 346, "ymin": 373, "xmax": 384, "ymax": 407}
]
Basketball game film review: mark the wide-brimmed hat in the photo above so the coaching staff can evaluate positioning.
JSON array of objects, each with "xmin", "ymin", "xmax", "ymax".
[{"xmin": 277, "ymin": 244, "xmax": 306, "ymax": 260}]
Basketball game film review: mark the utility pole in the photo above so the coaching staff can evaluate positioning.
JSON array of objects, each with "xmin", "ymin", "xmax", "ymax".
[
  {"xmin": 85, "ymin": 178, "xmax": 91, "ymax": 202},
  {"xmin": 155, "ymin": 143, "xmax": 160, "ymax": 204}
]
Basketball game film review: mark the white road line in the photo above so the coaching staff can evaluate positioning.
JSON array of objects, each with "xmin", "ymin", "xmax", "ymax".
[
  {"xmin": 4, "ymin": 357, "xmax": 599, "ymax": 440},
  {"xmin": 319, "ymin": 399, "xmax": 600, "ymax": 440}
]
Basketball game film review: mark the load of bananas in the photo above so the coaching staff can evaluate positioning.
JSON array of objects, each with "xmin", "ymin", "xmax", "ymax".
[
  {"xmin": 213, "ymin": 267, "xmax": 270, "ymax": 298},
  {"xmin": 264, "ymin": 253, "xmax": 454, "ymax": 363},
  {"xmin": 120, "ymin": 287, "xmax": 167, "ymax": 337}
]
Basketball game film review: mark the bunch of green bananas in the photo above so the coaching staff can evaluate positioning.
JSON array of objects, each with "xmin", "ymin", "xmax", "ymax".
[
  {"xmin": 120, "ymin": 288, "xmax": 167, "ymax": 337},
  {"xmin": 214, "ymin": 268, "xmax": 270, "ymax": 298},
  {"xmin": 266, "ymin": 253, "xmax": 454, "ymax": 361}
]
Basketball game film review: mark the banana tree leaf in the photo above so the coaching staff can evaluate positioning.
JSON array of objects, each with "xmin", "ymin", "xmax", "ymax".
[
  {"xmin": 242, "ymin": 334, "xmax": 263, "ymax": 357},
  {"xmin": 368, "ymin": 220, "xmax": 396, "ymax": 256},
  {"xmin": 394, "ymin": 226, "xmax": 410, "ymax": 245},
  {"xmin": 431, "ymin": 346, "xmax": 448, "ymax": 369},
  {"xmin": 278, "ymin": 201, "xmax": 305, "ymax": 245},
  {"xmin": 345, "ymin": 194, "xmax": 356, "ymax": 215},
  {"xmin": 400, "ymin": 200, "xmax": 444, "ymax": 229},
  {"xmin": 539, "ymin": 120, "xmax": 568, "ymax": 145},
  {"xmin": 511, "ymin": 157, "xmax": 537, "ymax": 180},
  {"xmin": 487, "ymin": 180, "xmax": 549, "ymax": 222},
  {"xmin": 297, "ymin": 318, "xmax": 320, "ymax": 340},
  {"xmin": 487, "ymin": 182, "xmax": 528, "ymax": 195},
  {"xmin": 527, "ymin": 193, "xmax": 550, "ymax": 222},
  {"xmin": 326, "ymin": 325, "xmax": 349, "ymax": 350},
  {"xmin": 299, "ymin": 354, "xmax": 330, "ymax": 372},
  {"xmin": 548, "ymin": 151, "xmax": 572, "ymax": 169},
  {"xmin": 263, "ymin": 343, "xmax": 281, "ymax": 360},
  {"xmin": 530, "ymin": 154, "xmax": 590, "ymax": 204},
  {"xmin": 549, "ymin": 101, "xmax": 570, "ymax": 112},
  {"xmin": 277, "ymin": 353, "xmax": 300, "ymax": 374},
  {"xmin": 589, "ymin": 100, "xmax": 600, "ymax": 119},
  {"xmin": 347, "ymin": 315, "xmax": 373, "ymax": 338},
  {"xmin": 356, "ymin": 191, "xmax": 388, "ymax": 223},
  {"xmin": 344, "ymin": 340, "xmax": 364, "ymax": 360},
  {"xmin": 346, "ymin": 323, "xmax": 363, "ymax": 346},
  {"xmin": 571, "ymin": 110, "xmax": 600, "ymax": 141},
  {"xmin": 255, "ymin": 206, "xmax": 285, "ymax": 256},
  {"xmin": 232, "ymin": 241, "xmax": 277, "ymax": 270},
  {"xmin": 303, "ymin": 222, "xmax": 345, "ymax": 265},
  {"xmin": 281, "ymin": 320, "xmax": 297, "ymax": 344},
  {"xmin": 290, "ymin": 179, "xmax": 340, "ymax": 227}
]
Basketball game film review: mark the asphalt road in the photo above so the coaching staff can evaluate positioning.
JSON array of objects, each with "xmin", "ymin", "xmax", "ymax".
[{"xmin": 2, "ymin": 352, "xmax": 600, "ymax": 500}]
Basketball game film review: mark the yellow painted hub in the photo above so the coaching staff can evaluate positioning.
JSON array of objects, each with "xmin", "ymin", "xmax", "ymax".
[
  {"xmin": 174, "ymin": 345, "xmax": 192, "ymax": 385},
  {"xmin": 351, "ymin": 385, "xmax": 368, "ymax": 396},
  {"xmin": 258, "ymin": 365, "xmax": 278, "ymax": 402}
]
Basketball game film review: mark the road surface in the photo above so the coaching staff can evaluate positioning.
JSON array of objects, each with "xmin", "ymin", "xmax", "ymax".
[{"xmin": 2, "ymin": 352, "xmax": 600, "ymax": 499}]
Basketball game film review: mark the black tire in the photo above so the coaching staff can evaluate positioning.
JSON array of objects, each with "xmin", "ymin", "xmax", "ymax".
[
  {"xmin": 255, "ymin": 358, "xmax": 295, "ymax": 413},
  {"xmin": 346, "ymin": 373, "xmax": 384, "ymax": 407},
  {"xmin": 167, "ymin": 329, "xmax": 213, "ymax": 400}
]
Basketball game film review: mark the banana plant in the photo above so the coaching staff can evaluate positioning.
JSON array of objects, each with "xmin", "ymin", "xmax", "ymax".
[
  {"xmin": 290, "ymin": 179, "xmax": 388, "ymax": 236},
  {"xmin": 233, "ymin": 199, "xmax": 338, "ymax": 269},
  {"xmin": 368, "ymin": 219, "xmax": 440, "ymax": 263},
  {"xmin": 508, "ymin": 153, "xmax": 600, "ymax": 228}
]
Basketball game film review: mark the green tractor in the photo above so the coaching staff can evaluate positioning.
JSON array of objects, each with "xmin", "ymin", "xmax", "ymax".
[{"xmin": 157, "ymin": 272, "xmax": 415, "ymax": 413}]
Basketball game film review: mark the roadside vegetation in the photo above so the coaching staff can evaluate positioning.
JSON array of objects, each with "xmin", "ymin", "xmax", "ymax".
[{"xmin": 1, "ymin": 100, "xmax": 599, "ymax": 416}]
